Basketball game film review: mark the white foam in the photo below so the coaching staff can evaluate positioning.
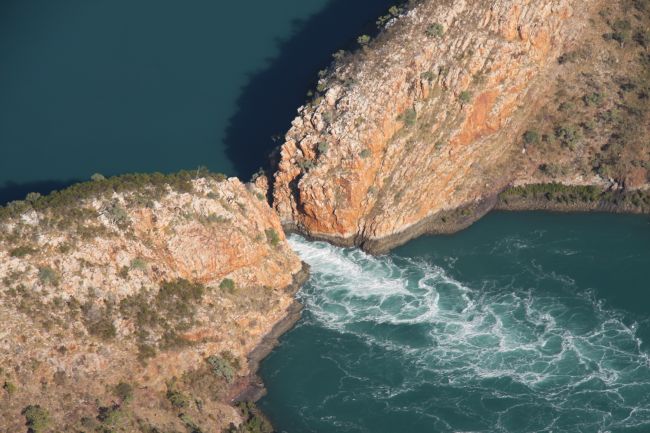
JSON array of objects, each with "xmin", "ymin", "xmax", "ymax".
[{"xmin": 287, "ymin": 235, "xmax": 650, "ymax": 431}]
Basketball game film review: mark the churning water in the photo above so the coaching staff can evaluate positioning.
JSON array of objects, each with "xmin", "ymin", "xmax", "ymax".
[{"xmin": 259, "ymin": 213, "xmax": 650, "ymax": 433}]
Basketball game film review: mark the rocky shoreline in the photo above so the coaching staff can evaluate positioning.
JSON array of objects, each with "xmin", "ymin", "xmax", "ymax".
[{"xmin": 235, "ymin": 262, "xmax": 310, "ymax": 404}]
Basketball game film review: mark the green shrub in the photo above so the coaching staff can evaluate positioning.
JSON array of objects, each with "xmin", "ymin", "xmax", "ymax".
[
  {"xmin": 233, "ymin": 401, "xmax": 273, "ymax": 433},
  {"xmin": 166, "ymin": 388, "xmax": 189, "ymax": 409},
  {"xmin": 97, "ymin": 404, "xmax": 122, "ymax": 425},
  {"xmin": 459, "ymin": 91, "xmax": 473, "ymax": 104},
  {"xmin": 264, "ymin": 228, "xmax": 280, "ymax": 247},
  {"xmin": 297, "ymin": 159, "xmax": 315, "ymax": 171},
  {"xmin": 206, "ymin": 354, "xmax": 237, "ymax": 383},
  {"xmin": 317, "ymin": 142, "xmax": 329, "ymax": 154},
  {"xmin": 582, "ymin": 92, "xmax": 603, "ymax": 106},
  {"xmin": 114, "ymin": 382, "xmax": 133, "ymax": 403},
  {"xmin": 400, "ymin": 108, "xmax": 417, "ymax": 126},
  {"xmin": 130, "ymin": 258, "xmax": 147, "ymax": 271},
  {"xmin": 357, "ymin": 34, "xmax": 371, "ymax": 46},
  {"xmin": 426, "ymin": 23, "xmax": 444, "ymax": 37},
  {"xmin": 37, "ymin": 267, "xmax": 59, "ymax": 286},
  {"xmin": 555, "ymin": 124, "xmax": 581, "ymax": 149},
  {"xmin": 10, "ymin": 245, "xmax": 37, "ymax": 257},
  {"xmin": 523, "ymin": 130, "xmax": 540, "ymax": 145},
  {"xmin": 102, "ymin": 201, "xmax": 130, "ymax": 227},
  {"xmin": 558, "ymin": 51, "xmax": 579, "ymax": 64},
  {"xmin": 219, "ymin": 278, "xmax": 236, "ymax": 293},
  {"xmin": 421, "ymin": 71, "xmax": 436, "ymax": 82},
  {"xmin": 22, "ymin": 405, "xmax": 50, "ymax": 433},
  {"xmin": 86, "ymin": 316, "xmax": 117, "ymax": 340},
  {"xmin": 3, "ymin": 381, "xmax": 16, "ymax": 395},
  {"xmin": 180, "ymin": 413, "xmax": 203, "ymax": 433},
  {"xmin": 359, "ymin": 149, "xmax": 372, "ymax": 159}
]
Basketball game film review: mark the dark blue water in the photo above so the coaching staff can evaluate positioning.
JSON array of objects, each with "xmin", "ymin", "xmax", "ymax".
[
  {"xmin": 0, "ymin": 0, "xmax": 395, "ymax": 203},
  {"xmin": 260, "ymin": 212, "xmax": 650, "ymax": 433}
]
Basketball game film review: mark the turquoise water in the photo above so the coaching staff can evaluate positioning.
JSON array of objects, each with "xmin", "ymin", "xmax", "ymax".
[
  {"xmin": 260, "ymin": 212, "xmax": 650, "ymax": 433},
  {"xmin": 0, "ymin": 0, "xmax": 394, "ymax": 203}
]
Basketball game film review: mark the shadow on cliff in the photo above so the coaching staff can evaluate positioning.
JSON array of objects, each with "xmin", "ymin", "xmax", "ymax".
[
  {"xmin": 223, "ymin": 0, "xmax": 396, "ymax": 179},
  {"xmin": 0, "ymin": 179, "xmax": 80, "ymax": 204}
]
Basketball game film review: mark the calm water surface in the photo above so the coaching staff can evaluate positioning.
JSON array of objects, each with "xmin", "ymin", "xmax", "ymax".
[
  {"xmin": 0, "ymin": 0, "xmax": 395, "ymax": 202},
  {"xmin": 260, "ymin": 212, "xmax": 650, "ymax": 433}
]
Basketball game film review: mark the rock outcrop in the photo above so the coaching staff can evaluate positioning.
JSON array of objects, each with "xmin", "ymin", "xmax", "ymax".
[
  {"xmin": 0, "ymin": 173, "xmax": 304, "ymax": 432},
  {"xmin": 272, "ymin": 0, "xmax": 650, "ymax": 252}
]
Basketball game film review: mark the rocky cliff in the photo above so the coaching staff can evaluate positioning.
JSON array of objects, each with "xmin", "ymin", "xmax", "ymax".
[
  {"xmin": 0, "ymin": 172, "xmax": 305, "ymax": 433},
  {"xmin": 272, "ymin": 0, "xmax": 650, "ymax": 252}
]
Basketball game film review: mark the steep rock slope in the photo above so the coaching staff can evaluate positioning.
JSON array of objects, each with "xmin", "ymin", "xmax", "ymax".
[
  {"xmin": 0, "ymin": 173, "xmax": 304, "ymax": 432},
  {"xmin": 272, "ymin": 0, "xmax": 650, "ymax": 252}
]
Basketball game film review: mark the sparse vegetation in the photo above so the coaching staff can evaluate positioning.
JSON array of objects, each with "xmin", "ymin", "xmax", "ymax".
[
  {"xmin": 114, "ymin": 382, "xmax": 133, "ymax": 403},
  {"xmin": 357, "ymin": 34, "xmax": 371, "ymax": 46},
  {"xmin": 264, "ymin": 228, "xmax": 280, "ymax": 247},
  {"xmin": 22, "ymin": 405, "xmax": 50, "ymax": 433},
  {"xmin": 459, "ymin": 91, "xmax": 473, "ymax": 104},
  {"xmin": 226, "ymin": 401, "xmax": 274, "ymax": 433},
  {"xmin": 0, "ymin": 170, "xmax": 227, "ymax": 223},
  {"xmin": 360, "ymin": 149, "xmax": 372, "ymax": 159},
  {"xmin": 130, "ymin": 258, "xmax": 147, "ymax": 271},
  {"xmin": 499, "ymin": 184, "xmax": 650, "ymax": 212},
  {"xmin": 206, "ymin": 353, "xmax": 238, "ymax": 383},
  {"xmin": 399, "ymin": 108, "xmax": 417, "ymax": 126},
  {"xmin": 3, "ymin": 381, "xmax": 16, "ymax": 396},
  {"xmin": 37, "ymin": 266, "xmax": 59, "ymax": 286},
  {"xmin": 166, "ymin": 386, "xmax": 189, "ymax": 409},
  {"xmin": 523, "ymin": 130, "xmax": 540, "ymax": 145},
  {"xmin": 426, "ymin": 23, "xmax": 444, "ymax": 38},
  {"xmin": 219, "ymin": 278, "xmax": 236, "ymax": 293},
  {"xmin": 9, "ymin": 245, "xmax": 37, "ymax": 257},
  {"xmin": 554, "ymin": 124, "xmax": 581, "ymax": 149},
  {"xmin": 317, "ymin": 142, "xmax": 329, "ymax": 154}
]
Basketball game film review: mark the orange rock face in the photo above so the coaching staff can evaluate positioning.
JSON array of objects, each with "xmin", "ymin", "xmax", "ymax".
[{"xmin": 273, "ymin": 0, "xmax": 583, "ymax": 249}]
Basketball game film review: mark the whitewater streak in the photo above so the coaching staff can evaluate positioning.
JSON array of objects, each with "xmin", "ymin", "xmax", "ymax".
[{"xmin": 288, "ymin": 235, "xmax": 650, "ymax": 433}]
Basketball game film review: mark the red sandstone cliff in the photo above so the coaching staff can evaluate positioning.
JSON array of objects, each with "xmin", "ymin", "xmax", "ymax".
[{"xmin": 272, "ymin": 0, "xmax": 650, "ymax": 252}]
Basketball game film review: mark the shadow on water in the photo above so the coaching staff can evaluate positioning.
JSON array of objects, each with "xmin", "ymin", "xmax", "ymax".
[
  {"xmin": 224, "ymin": 0, "xmax": 396, "ymax": 178},
  {"xmin": 0, "ymin": 179, "xmax": 80, "ymax": 204}
]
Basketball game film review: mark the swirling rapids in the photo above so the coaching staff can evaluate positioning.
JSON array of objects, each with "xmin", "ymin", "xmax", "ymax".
[{"xmin": 283, "ymin": 235, "xmax": 650, "ymax": 433}]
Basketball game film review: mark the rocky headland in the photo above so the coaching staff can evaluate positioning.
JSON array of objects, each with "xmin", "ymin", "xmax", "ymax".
[
  {"xmin": 0, "ymin": 172, "xmax": 306, "ymax": 432},
  {"xmin": 271, "ymin": 0, "xmax": 650, "ymax": 253}
]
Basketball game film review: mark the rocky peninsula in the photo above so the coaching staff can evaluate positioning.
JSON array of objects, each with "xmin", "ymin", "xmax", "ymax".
[
  {"xmin": 0, "ymin": 172, "xmax": 306, "ymax": 432},
  {"xmin": 271, "ymin": 0, "xmax": 650, "ymax": 253}
]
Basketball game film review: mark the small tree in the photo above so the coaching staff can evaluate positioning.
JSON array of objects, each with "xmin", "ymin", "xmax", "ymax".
[
  {"xmin": 459, "ymin": 91, "xmax": 473, "ymax": 104},
  {"xmin": 22, "ymin": 405, "xmax": 50, "ymax": 433},
  {"xmin": 357, "ymin": 35, "xmax": 371, "ymax": 46},
  {"xmin": 400, "ymin": 108, "xmax": 417, "ymax": 126},
  {"xmin": 523, "ymin": 130, "xmax": 540, "ymax": 145},
  {"xmin": 317, "ymin": 142, "xmax": 329, "ymax": 154},
  {"xmin": 114, "ymin": 382, "xmax": 133, "ymax": 403},
  {"xmin": 38, "ymin": 266, "xmax": 59, "ymax": 286},
  {"xmin": 219, "ymin": 278, "xmax": 236, "ymax": 293},
  {"xmin": 265, "ymin": 228, "xmax": 280, "ymax": 247},
  {"xmin": 426, "ymin": 23, "xmax": 444, "ymax": 37}
]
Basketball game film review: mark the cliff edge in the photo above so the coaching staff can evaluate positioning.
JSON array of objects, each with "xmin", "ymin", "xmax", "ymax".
[{"xmin": 272, "ymin": 0, "xmax": 650, "ymax": 253}]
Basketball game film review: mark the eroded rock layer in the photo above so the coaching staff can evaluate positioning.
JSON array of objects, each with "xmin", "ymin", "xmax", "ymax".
[{"xmin": 273, "ymin": 0, "xmax": 650, "ymax": 252}]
